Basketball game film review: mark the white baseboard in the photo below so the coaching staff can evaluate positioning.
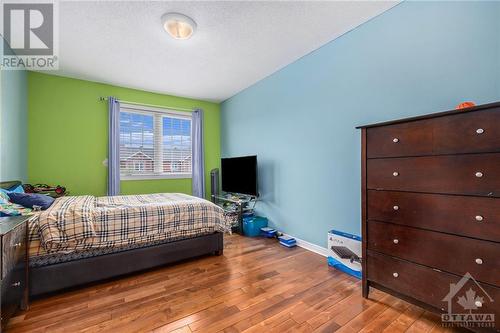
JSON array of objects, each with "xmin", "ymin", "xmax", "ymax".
[{"xmin": 282, "ymin": 233, "xmax": 329, "ymax": 257}]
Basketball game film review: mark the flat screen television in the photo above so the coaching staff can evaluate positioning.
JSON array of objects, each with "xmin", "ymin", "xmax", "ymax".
[{"xmin": 221, "ymin": 155, "xmax": 258, "ymax": 196}]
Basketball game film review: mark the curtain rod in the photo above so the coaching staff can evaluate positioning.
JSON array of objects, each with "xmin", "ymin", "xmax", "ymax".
[{"xmin": 98, "ymin": 97, "xmax": 195, "ymax": 112}]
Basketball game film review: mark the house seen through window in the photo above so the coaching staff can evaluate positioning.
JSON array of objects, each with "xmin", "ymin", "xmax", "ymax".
[{"xmin": 119, "ymin": 105, "xmax": 192, "ymax": 179}]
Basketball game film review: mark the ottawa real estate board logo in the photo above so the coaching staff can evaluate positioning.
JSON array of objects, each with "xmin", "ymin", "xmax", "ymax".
[
  {"xmin": 442, "ymin": 272, "xmax": 495, "ymax": 329},
  {"xmin": 1, "ymin": 1, "xmax": 58, "ymax": 70}
]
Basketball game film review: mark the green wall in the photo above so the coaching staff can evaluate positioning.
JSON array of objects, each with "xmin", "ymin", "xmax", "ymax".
[{"xmin": 28, "ymin": 72, "xmax": 220, "ymax": 198}]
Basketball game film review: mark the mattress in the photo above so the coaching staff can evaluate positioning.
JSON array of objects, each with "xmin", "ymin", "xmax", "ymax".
[{"xmin": 29, "ymin": 193, "xmax": 229, "ymax": 264}]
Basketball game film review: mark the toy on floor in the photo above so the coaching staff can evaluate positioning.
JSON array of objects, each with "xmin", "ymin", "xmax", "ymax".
[
  {"xmin": 278, "ymin": 235, "xmax": 296, "ymax": 248},
  {"xmin": 259, "ymin": 227, "xmax": 296, "ymax": 249},
  {"xmin": 260, "ymin": 227, "xmax": 277, "ymax": 238}
]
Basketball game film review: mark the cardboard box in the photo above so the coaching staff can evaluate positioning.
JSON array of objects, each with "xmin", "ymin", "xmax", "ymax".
[{"xmin": 327, "ymin": 230, "xmax": 362, "ymax": 279}]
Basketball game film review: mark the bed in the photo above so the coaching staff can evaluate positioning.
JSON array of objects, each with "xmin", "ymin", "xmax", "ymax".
[{"xmin": 1, "ymin": 181, "xmax": 229, "ymax": 297}]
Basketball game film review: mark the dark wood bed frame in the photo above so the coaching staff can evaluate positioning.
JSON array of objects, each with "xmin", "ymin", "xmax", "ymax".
[
  {"xmin": 0, "ymin": 181, "xmax": 224, "ymax": 298},
  {"xmin": 30, "ymin": 232, "xmax": 223, "ymax": 297}
]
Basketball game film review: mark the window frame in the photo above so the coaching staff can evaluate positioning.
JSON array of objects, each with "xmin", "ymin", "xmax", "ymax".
[{"xmin": 119, "ymin": 103, "xmax": 193, "ymax": 181}]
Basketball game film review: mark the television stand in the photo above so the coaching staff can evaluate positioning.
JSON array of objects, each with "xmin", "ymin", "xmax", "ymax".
[{"xmin": 212, "ymin": 193, "xmax": 257, "ymax": 234}]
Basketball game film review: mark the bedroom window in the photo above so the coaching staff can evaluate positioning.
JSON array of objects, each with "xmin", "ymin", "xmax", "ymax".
[{"xmin": 119, "ymin": 104, "xmax": 192, "ymax": 180}]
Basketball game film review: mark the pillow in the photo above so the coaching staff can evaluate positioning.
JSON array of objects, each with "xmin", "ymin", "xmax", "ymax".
[
  {"xmin": 9, "ymin": 185, "xmax": 25, "ymax": 193},
  {"xmin": 0, "ymin": 184, "xmax": 25, "ymax": 194},
  {"xmin": 8, "ymin": 192, "xmax": 55, "ymax": 210},
  {"xmin": 0, "ymin": 184, "xmax": 25, "ymax": 202}
]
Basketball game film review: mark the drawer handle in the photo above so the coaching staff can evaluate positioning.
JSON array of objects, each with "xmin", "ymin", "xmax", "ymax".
[
  {"xmin": 475, "ymin": 172, "xmax": 483, "ymax": 178},
  {"xmin": 475, "ymin": 300, "xmax": 483, "ymax": 307},
  {"xmin": 475, "ymin": 258, "xmax": 483, "ymax": 265},
  {"xmin": 475, "ymin": 215, "xmax": 484, "ymax": 222},
  {"xmin": 14, "ymin": 242, "xmax": 22, "ymax": 247},
  {"xmin": 11, "ymin": 282, "xmax": 21, "ymax": 287},
  {"xmin": 393, "ymin": 205, "xmax": 399, "ymax": 211},
  {"xmin": 392, "ymin": 172, "xmax": 399, "ymax": 177},
  {"xmin": 476, "ymin": 128, "xmax": 484, "ymax": 134},
  {"xmin": 393, "ymin": 239, "xmax": 399, "ymax": 244},
  {"xmin": 392, "ymin": 138, "xmax": 399, "ymax": 143},
  {"xmin": 393, "ymin": 272, "xmax": 399, "ymax": 278}
]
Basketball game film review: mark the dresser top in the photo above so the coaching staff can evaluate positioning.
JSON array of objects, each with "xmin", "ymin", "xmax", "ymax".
[
  {"xmin": 356, "ymin": 101, "xmax": 500, "ymax": 129},
  {"xmin": 0, "ymin": 215, "xmax": 30, "ymax": 235}
]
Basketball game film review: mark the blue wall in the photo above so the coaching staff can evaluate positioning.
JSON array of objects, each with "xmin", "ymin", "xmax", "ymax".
[
  {"xmin": 221, "ymin": 1, "xmax": 500, "ymax": 248},
  {"xmin": 0, "ymin": 41, "xmax": 28, "ymax": 182}
]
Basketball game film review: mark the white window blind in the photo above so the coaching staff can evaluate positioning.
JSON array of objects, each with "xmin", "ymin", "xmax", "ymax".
[{"xmin": 119, "ymin": 104, "xmax": 192, "ymax": 179}]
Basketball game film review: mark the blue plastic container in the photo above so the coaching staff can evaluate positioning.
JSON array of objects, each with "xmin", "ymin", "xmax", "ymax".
[
  {"xmin": 242, "ymin": 212, "xmax": 254, "ymax": 219},
  {"xmin": 243, "ymin": 216, "xmax": 268, "ymax": 237}
]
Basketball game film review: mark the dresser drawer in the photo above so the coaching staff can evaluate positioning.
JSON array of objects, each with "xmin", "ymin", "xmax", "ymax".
[
  {"xmin": 367, "ymin": 120, "xmax": 433, "ymax": 158},
  {"xmin": 2, "ymin": 222, "xmax": 26, "ymax": 279},
  {"xmin": 367, "ymin": 250, "xmax": 500, "ymax": 324},
  {"xmin": 367, "ymin": 221, "xmax": 500, "ymax": 286},
  {"xmin": 367, "ymin": 108, "xmax": 500, "ymax": 158},
  {"xmin": 367, "ymin": 190, "xmax": 500, "ymax": 242},
  {"xmin": 367, "ymin": 153, "xmax": 500, "ymax": 197},
  {"xmin": 433, "ymin": 108, "xmax": 500, "ymax": 155},
  {"xmin": 1, "ymin": 257, "xmax": 26, "ymax": 325}
]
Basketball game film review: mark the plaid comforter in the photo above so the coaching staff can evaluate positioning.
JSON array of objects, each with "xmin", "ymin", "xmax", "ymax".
[{"xmin": 29, "ymin": 193, "xmax": 230, "ymax": 255}]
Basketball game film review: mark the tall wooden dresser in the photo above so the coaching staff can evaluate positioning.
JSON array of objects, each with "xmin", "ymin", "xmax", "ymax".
[{"xmin": 358, "ymin": 102, "xmax": 500, "ymax": 331}]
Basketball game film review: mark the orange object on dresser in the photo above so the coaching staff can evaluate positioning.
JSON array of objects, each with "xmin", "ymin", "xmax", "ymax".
[{"xmin": 456, "ymin": 101, "xmax": 476, "ymax": 109}]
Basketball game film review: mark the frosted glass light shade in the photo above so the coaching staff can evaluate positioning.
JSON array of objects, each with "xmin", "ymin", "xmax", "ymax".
[{"xmin": 162, "ymin": 13, "xmax": 197, "ymax": 40}]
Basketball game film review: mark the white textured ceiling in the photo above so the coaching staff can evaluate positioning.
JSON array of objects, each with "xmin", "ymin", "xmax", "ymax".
[{"xmin": 50, "ymin": 1, "xmax": 398, "ymax": 102}]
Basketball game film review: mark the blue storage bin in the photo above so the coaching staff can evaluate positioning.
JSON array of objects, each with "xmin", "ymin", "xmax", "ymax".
[
  {"xmin": 242, "ymin": 212, "xmax": 254, "ymax": 218},
  {"xmin": 243, "ymin": 216, "xmax": 268, "ymax": 237}
]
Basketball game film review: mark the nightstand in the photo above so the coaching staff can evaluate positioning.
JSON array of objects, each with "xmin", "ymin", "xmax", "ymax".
[{"xmin": 0, "ymin": 215, "xmax": 29, "ymax": 331}]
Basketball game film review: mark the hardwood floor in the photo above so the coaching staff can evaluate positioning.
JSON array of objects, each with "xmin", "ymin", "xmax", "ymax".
[{"xmin": 8, "ymin": 235, "xmax": 460, "ymax": 333}]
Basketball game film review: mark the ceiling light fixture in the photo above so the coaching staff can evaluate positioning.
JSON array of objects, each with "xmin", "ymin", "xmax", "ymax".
[{"xmin": 161, "ymin": 13, "xmax": 196, "ymax": 40}]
